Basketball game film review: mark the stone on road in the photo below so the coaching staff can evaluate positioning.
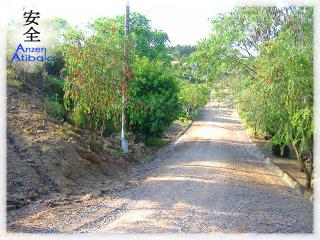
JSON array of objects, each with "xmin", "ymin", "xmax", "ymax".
[{"xmin": 85, "ymin": 101, "xmax": 313, "ymax": 233}]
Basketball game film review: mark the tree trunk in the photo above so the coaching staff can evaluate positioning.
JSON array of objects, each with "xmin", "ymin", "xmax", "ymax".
[
  {"xmin": 293, "ymin": 143, "xmax": 312, "ymax": 189},
  {"xmin": 100, "ymin": 128, "xmax": 104, "ymax": 152},
  {"xmin": 89, "ymin": 115, "xmax": 95, "ymax": 149},
  {"xmin": 292, "ymin": 143, "xmax": 304, "ymax": 172},
  {"xmin": 305, "ymin": 151, "xmax": 313, "ymax": 189}
]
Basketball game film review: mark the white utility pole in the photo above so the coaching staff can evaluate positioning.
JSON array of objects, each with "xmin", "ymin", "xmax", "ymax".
[{"xmin": 121, "ymin": 0, "xmax": 130, "ymax": 153}]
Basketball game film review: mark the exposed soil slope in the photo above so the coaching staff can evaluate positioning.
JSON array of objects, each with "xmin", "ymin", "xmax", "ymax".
[{"xmin": 7, "ymin": 82, "xmax": 153, "ymax": 210}]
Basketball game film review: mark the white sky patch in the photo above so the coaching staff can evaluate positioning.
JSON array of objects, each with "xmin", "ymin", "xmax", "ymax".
[{"xmin": 8, "ymin": 0, "xmax": 237, "ymax": 45}]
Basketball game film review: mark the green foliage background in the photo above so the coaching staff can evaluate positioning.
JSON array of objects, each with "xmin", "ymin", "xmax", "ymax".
[
  {"xmin": 189, "ymin": 6, "xmax": 314, "ymax": 188},
  {"xmin": 7, "ymin": 7, "xmax": 312, "ymax": 187}
]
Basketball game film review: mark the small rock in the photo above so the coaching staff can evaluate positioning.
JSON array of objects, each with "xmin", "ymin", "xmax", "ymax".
[
  {"xmin": 92, "ymin": 189, "xmax": 102, "ymax": 197},
  {"xmin": 7, "ymin": 205, "xmax": 17, "ymax": 211},
  {"xmin": 81, "ymin": 190, "xmax": 102, "ymax": 201},
  {"xmin": 7, "ymin": 199, "xmax": 20, "ymax": 206},
  {"xmin": 10, "ymin": 193, "xmax": 27, "ymax": 201},
  {"xmin": 137, "ymin": 143, "xmax": 146, "ymax": 148},
  {"xmin": 79, "ymin": 151, "xmax": 102, "ymax": 166},
  {"xmin": 25, "ymin": 159, "xmax": 37, "ymax": 166},
  {"xmin": 44, "ymin": 199, "xmax": 58, "ymax": 207},
  {"xmin": 80, "ymin": 194, "xmax": 93, "ymax": 201},
  {"xmin": 103, "ymin": 139, "xmax": 113, "ymax": 148},
  {"xmin": 67, "ymin": 130, "xmax": 81, "ymax": 140}
]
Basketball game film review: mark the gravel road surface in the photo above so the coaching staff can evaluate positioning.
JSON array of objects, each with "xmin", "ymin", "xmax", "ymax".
[
  {"xmin": 8, "ymin": 101, "xmax": 313, "ymax": 233},
  {"xmin": 78, "ymin": 101, "xmax": 313, "ymax": 233}
]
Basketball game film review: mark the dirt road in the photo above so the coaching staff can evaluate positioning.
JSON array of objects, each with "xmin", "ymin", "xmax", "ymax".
[
  {"xmin": 79, "ymin": 101, "xmax": 313, "ymax": 233},
  {"xmin": 8, "ymin": 101, "xmax": 313, "ymax": 233}
]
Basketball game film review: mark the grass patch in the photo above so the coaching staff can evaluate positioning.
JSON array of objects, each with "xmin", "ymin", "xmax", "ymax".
[
  {"xmin": 8, "ymin": 79, "xmax": 24, "ymax": 88},
  {"xmin": 44, "ymin": 97, "xmax": 65, "ymax": 120},
  {"xmin": 175, "ymin": 118, "xmax": 192, "ymax": 126},
  {"xmin": 145, "ymin": 137, "xmax": 170, "ymax": 147}
]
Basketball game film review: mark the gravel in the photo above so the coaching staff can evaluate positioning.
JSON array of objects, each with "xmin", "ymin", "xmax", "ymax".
[
  {"xmin": 8, "ymin": 101, "xmax": 313, "ymax": 233},
  {"xmin": 83, "ymin": 102, "xmax": 313, "ymax": 233}
]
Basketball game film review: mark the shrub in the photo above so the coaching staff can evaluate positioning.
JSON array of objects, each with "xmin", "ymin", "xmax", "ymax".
[
  {"xmin": 44, "ymin": 97, "xmax": 65, "ymax": 120},
  {"xmin": 145, "ymin": 137, "xmax": 170, "ymax": 147},
  {"xmin": 178, "ymin": 80, "xmax": 209, "ymax": 119},
  {"xmin": 62, "ymin": 27, "xmax": 125, "ymax": 148},
  {"xmin": 128, "ymin": 57, "xmax": 181, "ymax": 136}
]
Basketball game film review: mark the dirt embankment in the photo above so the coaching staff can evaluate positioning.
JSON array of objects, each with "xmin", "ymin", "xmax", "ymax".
[{"xmin": 7, "ymin": 83, "xmax": 157, "ymax": 211}]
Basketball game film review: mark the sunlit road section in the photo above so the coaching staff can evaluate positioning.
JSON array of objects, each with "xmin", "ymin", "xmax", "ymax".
[{"xmin": 84, "ymin": 101, "xmax": 313, "ymax": 233}]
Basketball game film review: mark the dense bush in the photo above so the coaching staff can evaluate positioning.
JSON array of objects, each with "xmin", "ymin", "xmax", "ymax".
[
  {"xmin": 43, "ymin": 75, "xmax": 64, "ymax": 101},
  {"xmin": 44, "ymin": 51, "xmax": 65, "ymax": 77},
  {"xmin": 62, "ymin": 26, "xmax": 124, "ymax": 147},
  {"xmin": 178, "ymin": 80, "xmax": 209, "ymax": 119},
  {"xmin": 128, "ymin": 57, "xmax": 181, "ymax": 136},
  {"xmin": 191, "ymin": 6, "xmax": 314, "ymax": 188},
  {"xmin": 44, "ymin": 97, "xmax": 65, "ymax": 120},
  {"xmin": 60, "ymin": 13, "xmax": 179, "ymax": 143}
]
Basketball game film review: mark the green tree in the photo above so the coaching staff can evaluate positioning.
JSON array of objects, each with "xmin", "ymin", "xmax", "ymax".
[
  {"xmin": 62, "ymin": 26, "xmax": 124, "ymax": 149},
  {"xmin": 128, "ymin": 57, "xmax": 180, "ymax": 136},
  {"xmin": 92, "ymin": 13, "xmax": 170, "ymax": 61},
  {"xmin": 168, "ymin": 44, "xmax": 196, "ymax": 60},
  {"xmin": 178, "ymin": 80, "xmax": 209, "ymax": 119},
  {"xmin": 191, "ymin": 6, "xmax": 314, "ymax": 188}
]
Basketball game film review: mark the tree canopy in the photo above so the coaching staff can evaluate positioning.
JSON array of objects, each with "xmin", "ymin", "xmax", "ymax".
[{"xmin": 189, "ymin": 6, "xmax": 314, "ymax": 188}]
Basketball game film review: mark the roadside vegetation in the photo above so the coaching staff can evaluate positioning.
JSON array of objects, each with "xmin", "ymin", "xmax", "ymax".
[
  {"xmin": 6, "ymin": 6, "xmax": 313, "ymax": 196},
  {"xmin": 189, "ymin": 6, "xmax": 313, "ymax": 189},
  {"xmin": 6, "ymin": 12, "xmax": 209, "ymax": 201},
  {"xmin": 6, "ymin": 6, "xmax": 314, "ymax": 234},
  {"xmin": 7, "ymin": 13, "xmax": 208, "ymax": 143}
]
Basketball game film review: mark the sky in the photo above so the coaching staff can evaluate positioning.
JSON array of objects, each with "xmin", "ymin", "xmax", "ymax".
[
  {"xmin": 7, "ymin": 0, "xmax": 239, "ymax": 46},
  {"xmin": 7, "ymin": 0, "xmax": 310, "ymax": 45}
]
